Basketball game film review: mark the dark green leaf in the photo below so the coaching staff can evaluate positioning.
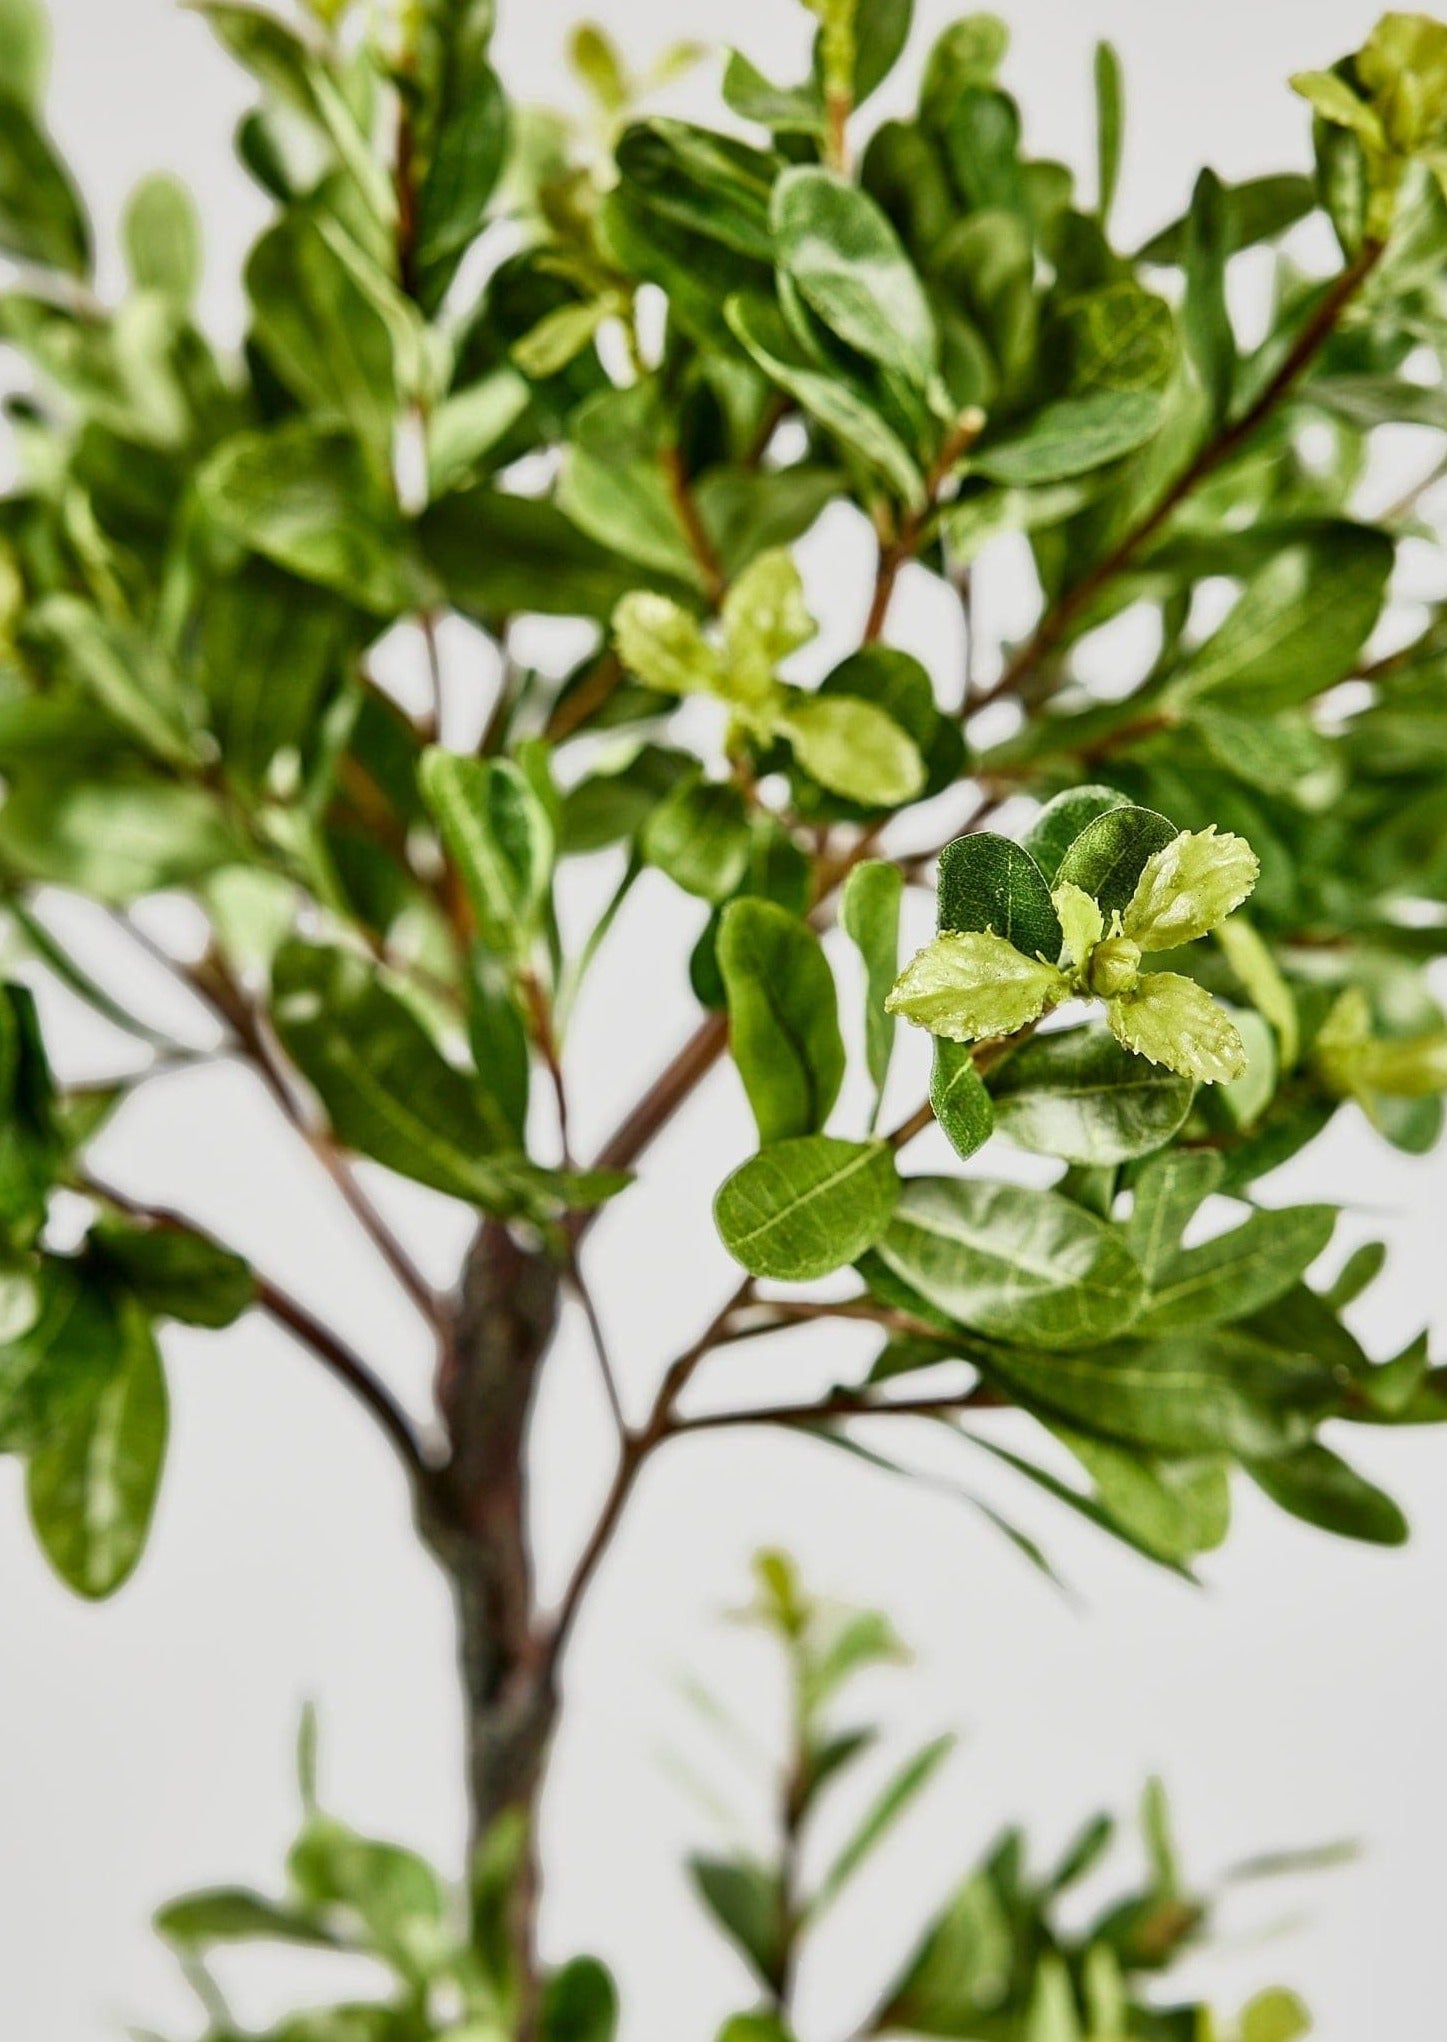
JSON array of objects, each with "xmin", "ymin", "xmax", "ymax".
[
  {"xmin": 1124, "ymin": 1149, "xmax": 1224, "ymax": 1285},
  {"xmin": 1181, "ymin": 169, "xmax": 1234, "ymax": 424},
  {"xmin": 1053, "ymin": 804, "xmax": 1177, "ymax": 920},
  {"xmin": 841, "ymin": 858, "xmax": 903, "ymax": 1117},
  {"xmin": 1133, "ymin": 1204, "xmax": 1336, "ymax": 1336},
  {"xmin": 419, "ymin": 749, "xmax": 554, "ymax": 960},
  {"xmin": 814, "ymin": 1733, "xmax": 954, "ymax": 1914},
  {"xmin": 929, "ymin": 1037, "xmax": 994, "ymax": 1161},
  {"xmin": 0, "ymin": 91, "xmax": 89, "ymax": 276},
  {"xmin": 718, "ymin": 899, "xmax": 844, "ymax": 1144},
  {"xmin": 641, "ymin": 777, "xmax": 752, "ymax": 903},
  {"xmin": 88, "ymin": 1219, "xmax": 254, "ymax": 1329},
  {"xmin": 689, "ymin": 1856, "xmax": 786, "ymax": 1991},
  {"xmin": 541, "ymin": 1957, "xmax": 619, "ymax": 2042},
  {"xmin": 936, "ymin": 832, "xmax": 1062, "ymax": 961},
  {"xmin": 246, "ymin": 214, "xmax": 397, "ymax": 451},
  {"xmin": 420, "ymin": 485, "xmax": 652, "ymax": 624},
  {"xmin": 27, "ymin": 1305, "xmax": 167, "ymax": 1599},
  {"xmin": 1247, "ymin": 1442, "xmax": 1408, "ymax": 1545},
  {"xmin": 1022, "ymin": 786, "xmax": 1130, "ymax": 883}
]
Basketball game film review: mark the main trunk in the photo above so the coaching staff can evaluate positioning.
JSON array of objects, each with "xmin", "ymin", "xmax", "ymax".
[{"xmin": 422, "ymin": 1217, "xmax": 563, "ymax": 2029}]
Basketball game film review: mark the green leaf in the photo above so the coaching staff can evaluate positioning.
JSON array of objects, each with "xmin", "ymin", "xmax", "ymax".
[
  {"xmin": 1055, "ymin": 1425, "xmax": 1232, "ymax": 1566},
  {"xmin": 641, "ymin": 777, "xmax": 752, "ymax": 903},
  {"xmin": 1124, "ymin": 1149, "xmax": 1224, "ymax": 1284},
  {"xmin": 0, "ymin": 0, "xmax": 48, "ymax": 107},
  {"xmin": 1120, "ymin": 826, "xmax": 1260, "ymax": 950},
  {"xmin": 888, "ymin": 931, "xmax": 1065, "ymax": 1043},
  {"xmin": 930, "ymin": 1037, "xmax": 995, "ymax": 1160},
  {"xmin": 876, "ymin": 1176, "xmax": 1145, "ymax": 1349},
  {"xmin": 1182, "ymin": 168, "xmax": 1234, "ymax": 424},
  {"xmin": 0, "ymin": 92, "xmax": 89, "ymax": 276},
  {"xmin": 937, "ymin": 833, "xmax": 1063, "ymax": 960},
  {"xmin": 879, "ymin": 1868, "xmax": 1013, "ymax": 2033},
  {"xmin": 1133, "ymin": 1203, "xmax": 1335, "ymax": 1336},
  {"xmin": 1137, "ymin": 173, "xmax": 1316, "ymax": 264},
  {"xmin": 189, "ymin": 559, "xmax": 358, "ymax": 786},
  {"xmin": 1022, "ymin": 786, "xmax": 1130, "ymax": 884},
  {"xmin": 715, "ymin": 2020, "xmax": 794, "ymax": 2042},
  {"xmin": 288, "ymin": 1815, "xmax": 450, "ymax": 1983},
  {"xmin": 813, "ymin": 1733, "xmax": 954, "ymax": 1915},
  {"xmin": 772, "ymin": 166, "xmax": 937, "ymax": 385},
  {"xmin": 27, "ymin": 1306, "xmax": 167, "ymax": 1600},
  {"xmin": 1247, "ymin": 1441, "xmax": 1407, "ymax": 1546},
  {"xmin": 270, "ymin": 943, "xmax": 529, "ymax": 1206},
  {"xmin": 421, "ymin": 485, "xmax": 650, "ymax": 625},
  {"xmin": 1240, "ymin": 1988, "xmax": 1313, "ymax": 2042},
  {"xmin": 200, "ymin": 425, "xmax": 424, "ymax": 617},
  {"xmin": 154, "ymin": 1888, "xmax": 338, "ymax": 1950},
  {"xmin": 972, "ymin": 391, "xmax": 1162, "ymax": 486},
  {"xmin": 988, "ymin": 1025, "xmax": 1193, "ymax": 1165},
  {"xmin": 23, "ymin": 593, "xmax": 201, "ymax": 768},
  {"xmin": 419, "ymin": 750, "xmax": 554, "ymax": 962},
  {"xmin": 0, "ymin": 1262, "xmax": 118, "ymax": 1454},
  {"xmin": 714, "ymin": 1135, "xmax": 898, "ymax": 1281},
  {"xmin": 1094, "ymin": 40, "xmax": 1123, "ymax": 226},
  {"xmin": 0, "ymin": 774, "xmax": 238, "ymax": 903},
  {"xmin": 985, "ymin": 1327, "xmax": 1333, "ymax": 1458},
  {"xmin": 615, "ymin": 119, "xmax": 776, "ymax": 261},
  {"xmin": 1172, "ymin": 524, "xmax": 1393, "ymax": 712},
  {"xmin": 688, "ymin": 1856, "xmax": 786, "ymax": 1991},
  {"xmin": 726, "ymin": 293, "xmax": 926, "ymax": 505},
  {"xmin": 412, "ymin": 40, "xmax": 508, "ymax": 311},
  {"xmin": 88, "ymin": 1220, "xmax": 254, "ymax": 1329},
  {"xmin": 778, "ymin": 691, "xmax": 925, "ymax": 806},
  {"xmin": 840, "ymin": 859, "xmax": 903, "ymax": 1117},
  {"xmin": 541, "ymin": 1957, "xmax": 619, "ymax": 2042},
  {"xmin": 1107, "ymin": 972, "xmax": 1247, "ymax": 1086},
  {"xmin": 426, "ymin": 366, "xmax": 530, "ymax": 495},
  {"xmin": 1053, "ymin": 803, "xmax": 1177, "ymax": 920},
  {"xmin": 122, "ymin": 172, "xmax": 201, "ymax": 306},
  {"xmin": 718, "ymin": 900, "xmax": 844, "ymax": 1144},
  {"xmin": 246, "ymin": 214, "xmax": 398, "ymax": 452}
]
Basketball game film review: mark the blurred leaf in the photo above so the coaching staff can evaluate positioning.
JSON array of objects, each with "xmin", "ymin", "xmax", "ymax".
[
  {"xmin": 419, "ymin": 750, "xmax": 555, "ymax": 961},
  {"xmin": 122, "ymin": 173, "xmax": 202, "ymax": 307},
  {"xmin": 0, "ymin": 90, "xmax": 89, "ymax": 276},
  {"xmin": 773, "ymin": 166, "xmax": 937, "ymax": 385}
]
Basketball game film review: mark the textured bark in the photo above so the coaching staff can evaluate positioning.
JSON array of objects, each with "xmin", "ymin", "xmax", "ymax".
[{"xmin": 423, "ymin": 1217, "xmax": 562, "ymax": 2023}]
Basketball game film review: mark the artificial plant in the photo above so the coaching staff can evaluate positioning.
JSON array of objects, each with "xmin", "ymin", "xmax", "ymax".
[{"xmin": 1, "ymin": 0, "xmax": 1446, "ymax": 2035}]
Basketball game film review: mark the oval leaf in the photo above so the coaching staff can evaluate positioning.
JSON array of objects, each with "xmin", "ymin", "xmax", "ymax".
[{"xmin": 715, "ymin": 1135, "xmax": 899, "ymax": 1281}]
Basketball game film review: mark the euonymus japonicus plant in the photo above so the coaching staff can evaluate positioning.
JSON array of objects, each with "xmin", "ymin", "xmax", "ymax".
[{"xmin": 3, "ymin": 0, "xmax": 1447, "ymax": 2034}]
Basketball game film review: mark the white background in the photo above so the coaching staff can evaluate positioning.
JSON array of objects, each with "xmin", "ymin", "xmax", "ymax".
[{"xmin": 2, "ymin": 2, "xmax": 1446, "ymax": 2039}]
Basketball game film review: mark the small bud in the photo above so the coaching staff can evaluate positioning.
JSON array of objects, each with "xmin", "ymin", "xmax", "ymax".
[{"xmin": 1086, "ymin": 934, "xmax": 1141, "ymax": 999}]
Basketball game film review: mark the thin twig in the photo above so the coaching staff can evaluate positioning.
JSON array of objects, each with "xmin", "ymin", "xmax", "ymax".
[
  {"xmin": 663, "ymin": 444, "xmax": 727, "ymax": 608},
  {"xmin": 972, "ymin": 238, "xmax": 1386, "ymax": 712},
  {"xmin": 567, "ymin": 1258, "xmax": 628, "ymax": 1440},
  {"xmin": 668, "ymin": 1383, "xmax": 1003, "ymax": 1438},
  {"xmin": 80, "ymin": 1173, "xmax": 428, "ymax": 1487}
]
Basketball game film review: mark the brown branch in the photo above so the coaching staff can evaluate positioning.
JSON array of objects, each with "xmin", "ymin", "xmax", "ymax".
[
  {"xmin": 973, "ymin": 238, "xmax": 1386, "ymax": 712},
  {"xmin": 668, "ymin": 1382, "xmax": 1004, "ymax": 1438},
  {"xmin": 663, "ymin": 444, "xmax": 727, "ymax": 608},
  {"xmin": 80, "ymin": 1172, "xmax": 427, "ymax": 1487},
  {"xmin": 865, "ymin": 408, "xmax": 987, "ymax": 645}
]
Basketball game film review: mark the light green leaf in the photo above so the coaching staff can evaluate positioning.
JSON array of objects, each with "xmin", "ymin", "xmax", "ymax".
[
  {"xmin": 154, "ymin": 1888, "xmax": 338, "ymax": 1951},
  {"xmin": 1094, "ymin": 40, "xmax": 1123, "ymax": 226},
  {"xmin": 122, "ymin": 172, "xmax": 201, "ymax": 306},
  {"xmin": 1216, "ymin": 913, "xmax": 1299, "ymax": 1068},
  {"xmin": 426, "ymin": 367, "xmax": 530, "ymax": 496},
  {"xmin": 779, "ymin": 691, "xmax": 925, "ymax": 807},
  {"xmin": 419, "ymin": 750, "xmax": 554, "ymax": 962},
  {"xmin": 773, "ymin": 165, "xmax": 937, "ymax": 385},
  {"xmin": 23, "ymin": 594, "xmax": 201, "ymax": 768},
  {"xmin": 721, "ymin": 548, "xmax": 815, "ymax": 701},
  {"xmin": 929, "ymin": 1037, "xmax": 995, "ymax": 1161},
  {"xmin": 989, "ymin": 1025, "xmax": 1193, "ymax": 1165},
  {"xmin": 1133, "ymin": 1203, "xmax": 1336, "ymax": 1336},
  {"xmin": 876, "ymin": 1176, "xmax": 1145, "ymax": 1349},
  {"xmin": 1121, "ymin": 826, "xmax": 1260, "ymax": 950},
  {"xmin": 1051, "ymin": 882, "xmax": 1104, "ymax": 972},
  {"xmin": 841, "ymin": 859, "xmax": 903, "ymax": 1116},
  {"xmin": 1108, "ymin": 972, "xmax": 1247, "ymax": 1084},
  {"xmin": 714, "ymin": 1135, "xmax": 899, "ymax": 1281},
  {"xmin": 972, "ymin": 391, "xmax": 1162, "ymax": 485},
  {"xmin": 613, "ymin": 590, "xmax": 721, "ymax": 697},
  {"xmin": 27, "ymin": 1307, "xmax": 167, "ymax": 1600},
  {"xmin": 718, "ymin": 900, "xmax": 845, "ymax": 1143},
  {"xmin": 0, "ymin": 0, "xmax": 48, "ymax": 107},
  {"xmin": 813, "ymin": 1733, "xmax": 955, "ymax": 1914},
  {"xmin": 1240, "ymin": 1988, "xmax": 1313, "ymax": 2042},
  {"xmin": 887, "ymin": 931, "xmax": 1065, "ymax": 1044}
]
